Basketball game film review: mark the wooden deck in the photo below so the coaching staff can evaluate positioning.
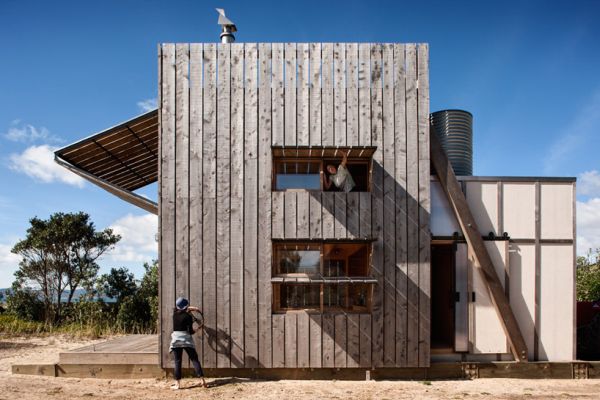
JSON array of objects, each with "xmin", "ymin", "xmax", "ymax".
[
  {"xmin": 10, "ymin": 334, "xmax": 600, "ymax": 380},
  {"xmin": 12, "ymin": 334, "xmax": 163, "ymax": 379},
  {"xmin": 59, "ymin": 334, "xmax": 158, "ymax": 365}
]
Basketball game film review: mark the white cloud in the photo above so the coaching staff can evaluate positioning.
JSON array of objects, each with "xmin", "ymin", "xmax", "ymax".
[
  {"xmin": 544, "ymin": 88, "xmax": 600, "ymax": 174},
  {"xmin": 137, "ymin": 98, "xmax": 157, "ymax": 113},
  {"xmin": 3, "ymin": 121, "xmax": 61, "ymax": 143},
  {"xmin": 577, "ymin": 170, "xmax": 600, "ymax": 255},
  {"xmin": 579, "ymin": 170, "xmax": 600, "ymax": 198},
  {"xmin": 9, "ymin": 145, "xmax": 85, "ymax": 187},
  {"xmin": 0, "ymin": 243, "xmax": 20, "ymax": 288},
  {"xmin": 577, "ymin": 197, "xmax": 600, "ymax": 256},
  {"xmin": 106, "ymin": 213, "xmax": 158, "ymax": 263}
]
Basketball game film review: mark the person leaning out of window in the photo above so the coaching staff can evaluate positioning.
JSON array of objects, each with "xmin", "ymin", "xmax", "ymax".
[{"xmin": 322, "ymin": 150, "xmax": 356, "ymax": 192}]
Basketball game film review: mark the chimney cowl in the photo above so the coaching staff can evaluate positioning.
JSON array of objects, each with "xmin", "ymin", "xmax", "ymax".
[{"xmin": 216, "ymin": 8, "xmax": 237, "ymax": 43}]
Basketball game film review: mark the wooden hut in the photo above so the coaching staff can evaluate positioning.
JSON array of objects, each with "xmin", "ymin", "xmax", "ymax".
[{"xmin": 54, "ymin": 42, "xmax": 575, "ymax": 374}]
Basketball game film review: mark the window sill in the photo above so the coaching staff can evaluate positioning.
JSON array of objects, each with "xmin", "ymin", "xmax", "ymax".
[
  {"xmin": 271, "ymin": 276, "xmax": 378, "ymax": 284},
  {"xmin": 272, "ymin": 310, "xmax": 372, "ymax": 315},
  {"xmin": 272, "ymin": 189, "xmax": 371, "ymax": 193}
]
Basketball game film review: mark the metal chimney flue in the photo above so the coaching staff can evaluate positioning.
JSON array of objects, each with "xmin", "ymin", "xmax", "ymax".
[{"xmin": 216, "ymin": 8, "xmax": 237, "ymax": 43}]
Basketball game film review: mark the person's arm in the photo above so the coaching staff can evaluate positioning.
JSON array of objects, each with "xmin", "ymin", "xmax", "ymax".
[
  {"xmin": 187, "ymin": 306, "xmax": 201, "ymax": 312},
  {"xmin": 321, "ymin": 170, "xmax": 332, "ymax": 190},
  {"xmin": 340, "ymin": 150, "xmax": 349, "ymax": 168},
  {"xmin": 185, "ymin": 313, "xmax": 196, "ymax": 334}
]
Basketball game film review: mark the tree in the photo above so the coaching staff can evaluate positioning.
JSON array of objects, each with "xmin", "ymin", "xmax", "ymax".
[
  {"xmin": 97, "ymin": 267, "xmax": 137, "ymax": 303},
  {"xmin": 138, "ymin": 260, "xmax": 159, "ymax": 331},
  {"xmin": 11, "ymin": 212, "xmax": 120, "ymax": 323},
  {"xmin": 577, "ymin": 249, "xmax": 600, "ymax": 302},
  {"xmin": 138, "ymin": 260, "xmax": 158, "ymax": 299}
]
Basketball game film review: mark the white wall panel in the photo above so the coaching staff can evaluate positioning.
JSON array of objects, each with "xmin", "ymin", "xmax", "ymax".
[
  {"xmin": 503, "ymin": 183, "xmax": 536, "ymax": 239},
  {"xmin": 430, "ymin": 180, "xmax": 461, "ymax": 236},
  {"xmin": 509, "ymin": 243, "xmax": 536, "ymax": 361},
  {"xmin": 539, "ymin": 244, "xmax": 574, "ymax": 361},
  {"xmin": 470, "ymin": 241, "xmax": 508, "ymax": 354},
  {"xmin": 466, "ymin": 182, "xmax": 498, "ymax": 236},
  {"xmin": 540, "ymin": 184, "xmax": 573, "ymax": 240}
]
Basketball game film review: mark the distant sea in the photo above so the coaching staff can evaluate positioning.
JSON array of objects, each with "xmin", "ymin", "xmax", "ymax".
[{"xmin": 0, "ymin": 288, "xmax": 116, "ymax": 303}]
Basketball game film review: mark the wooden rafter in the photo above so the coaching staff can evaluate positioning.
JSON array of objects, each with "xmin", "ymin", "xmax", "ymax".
[{"xmin": 429, "ymin": 132, "xmax": 529, "ymax": 362}]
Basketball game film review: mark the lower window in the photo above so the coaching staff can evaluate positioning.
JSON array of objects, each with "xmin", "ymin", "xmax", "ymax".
[{"xmin": 272, "ymin": 241, "xmax": 375, "ymax": 313}]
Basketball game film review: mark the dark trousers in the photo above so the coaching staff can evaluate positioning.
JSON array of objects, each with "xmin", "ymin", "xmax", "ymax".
[{"xmin": 172, "ymin": 347, "xmax": 204, "ymax": 380}]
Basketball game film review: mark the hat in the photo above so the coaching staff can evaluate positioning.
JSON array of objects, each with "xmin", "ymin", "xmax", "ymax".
[{"xmin": 175, "ymin": 297, "xmax": 189, "ymax": 310}]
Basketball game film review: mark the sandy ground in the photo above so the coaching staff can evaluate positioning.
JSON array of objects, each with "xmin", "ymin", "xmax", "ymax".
[{"xmin": 1, "ymin": 336, "xmax": 600, "ymax": 400}]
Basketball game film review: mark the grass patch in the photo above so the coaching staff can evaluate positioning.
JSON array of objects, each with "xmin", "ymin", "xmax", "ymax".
[
  {"xmin": 0, "ymin": 314, "xmax": 153, "ymax": 338},
  {"xmin": 0, "ymin": 314, "xmax": 46, "ymax": 335}
]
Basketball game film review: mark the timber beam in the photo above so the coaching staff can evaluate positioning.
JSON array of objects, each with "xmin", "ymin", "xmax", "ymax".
[
  {"xmin": 55, "ymin": 156, "xmax": 158, "ymax": 215},
  {"xmin": 429, "ymin": 132, "xmax": 529, "ymax": 362}
]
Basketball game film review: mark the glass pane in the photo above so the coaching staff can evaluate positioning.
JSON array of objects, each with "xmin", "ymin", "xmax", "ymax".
[
  {"xmin": 347, "ymin": 245, "xmax": 369, "ymax": 276},
  {"xmin": 323, "ymin": 259, "xmax": 345, "ymax": 277},
  {"xmin": 275, "ymin": 244, "xmax": 320, "ymax": 275},
  {"xmin": 323, "ymin": 284, "xmax": 347, "ymax": 310},
  {"xmin": 323, "ymin": 243, "xmax": 370, "ymax": 277},
  {"xmin": 275, "ymin": 161, "xmax": 321, "ymax": 190},
  {"xmin": 279, "ymin": 284, "xmax": 321, "ymax": 310},
  {"xmin": 348, "ymin": 284, "xmax": 370, "ymax": 311},
  {"xmin": 276, "ymin": 174, "xmax": 320, "ymax": 190}
]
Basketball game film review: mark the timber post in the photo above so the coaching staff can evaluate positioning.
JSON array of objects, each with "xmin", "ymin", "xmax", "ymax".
[{"xmin": 430, "ymin": 131, "xmax": 529, "ymax": 362}]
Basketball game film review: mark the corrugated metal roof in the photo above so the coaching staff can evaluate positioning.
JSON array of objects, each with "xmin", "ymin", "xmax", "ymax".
[{"xmin": 55, "ymin": 109, "xmax": 159, "ymax": 191}]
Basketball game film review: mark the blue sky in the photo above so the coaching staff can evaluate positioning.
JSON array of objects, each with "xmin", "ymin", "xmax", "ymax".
[{"xmin": 1, "ymin": 0, "xmax": 599, "ymax": 287}]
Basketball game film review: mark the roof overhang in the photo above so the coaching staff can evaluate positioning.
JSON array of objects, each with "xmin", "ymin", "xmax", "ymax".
[
  {"xmin": 54, "ymin": 110, "xmax": 159, "ymax": 215},
  {"xmin": 272, "ymin": 146, "xmax": 377, "ymax": 159}
]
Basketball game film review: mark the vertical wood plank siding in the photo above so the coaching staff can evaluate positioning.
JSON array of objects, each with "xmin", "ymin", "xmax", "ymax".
[
  {"xmin": 257, "ymin": 43, "xmax": 273, "ymax": 368},
  {"xmin": 243, "ymin": 43, "xmax": 259, "ymax": 367},
  {"xmin": 188, "ymin": 42, "xmax": 203, "ymax": 366},
  {"xmin": 230, "ymin": 43, "xmax": 244, "ymax": 367},
  {"xmin": 159, "ymin": 43, "xmax": 430, "ymax": 369},
  {"xmin": 216, "ymin": 44, "xmax": 231, "ymax": 368},
  {"xmin": 159, "ymin": 44, "xmax": 175, "ymax": 367},
  {"xmin": 201, "ymin": 43, "xmax": 217, "ymax": 368}
]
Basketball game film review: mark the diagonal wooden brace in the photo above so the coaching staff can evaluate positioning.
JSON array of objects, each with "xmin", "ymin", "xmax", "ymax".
[{"xmin": 430, "ymin": 132, "xmax": 528, "ymax": 362}]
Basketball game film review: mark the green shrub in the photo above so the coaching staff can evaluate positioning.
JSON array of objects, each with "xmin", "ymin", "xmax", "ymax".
[
  {"xmin": 116, "ymin": 295, "xmax": 153, "ymax": 333},
  {"xmin": 5, "ymin": 286, "xmax": 44, "ymax": 321},
  {"xmin": 62, "ymin": 300, "xmax": 117, "ymax": 327}
]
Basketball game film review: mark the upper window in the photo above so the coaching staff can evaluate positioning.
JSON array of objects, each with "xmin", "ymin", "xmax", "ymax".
[
  {"xmin": 272, "ymin": 146, "xmax": 376, "ymax": 192},
  {"xmin": 272, "ymin": 240, "xmax": 376, "ymax": 314}
]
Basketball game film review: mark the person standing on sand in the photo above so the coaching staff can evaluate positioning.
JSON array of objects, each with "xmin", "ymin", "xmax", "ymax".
[
  {"xmin": 169, "ymin": 297, "xmax": 206, "ymax": 390},
  {"xmin": 322, "ymin": 150, "xmax": 356, "ymax": 192}
]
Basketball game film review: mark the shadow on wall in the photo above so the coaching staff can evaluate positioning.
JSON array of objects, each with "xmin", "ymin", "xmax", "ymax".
[
  {"xmin": 196, "ymin": 160, "xmax": 431, "ymax": 368},
  {"xmin": 504, "ymin": 248, "xmax": 539, "ymax": 361}
]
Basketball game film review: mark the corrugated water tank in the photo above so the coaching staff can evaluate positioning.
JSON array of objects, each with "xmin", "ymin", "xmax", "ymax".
[{"xmin": 430, "ymin": 109, "xmax": 473, "ymax": 176}]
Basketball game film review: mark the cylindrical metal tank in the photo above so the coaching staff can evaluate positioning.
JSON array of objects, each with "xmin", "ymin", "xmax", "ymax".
[{"xmin": 430, "ymin": 109, "xmax": 473, "ymax": 176}]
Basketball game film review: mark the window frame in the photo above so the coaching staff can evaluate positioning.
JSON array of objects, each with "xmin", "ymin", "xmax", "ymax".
[
  {"xmin": 272, "ymin": 241, "xmax": 375, "ymax": 314},
  {"xmin": 272, "ymin": 156, "xmax": 373, "ymax": 192}
]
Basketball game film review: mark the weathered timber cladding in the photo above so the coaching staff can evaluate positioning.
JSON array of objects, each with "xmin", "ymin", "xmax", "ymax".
[{"xmin": 159, "ymin": 43, "xmax": 431, "ymax": 369}]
